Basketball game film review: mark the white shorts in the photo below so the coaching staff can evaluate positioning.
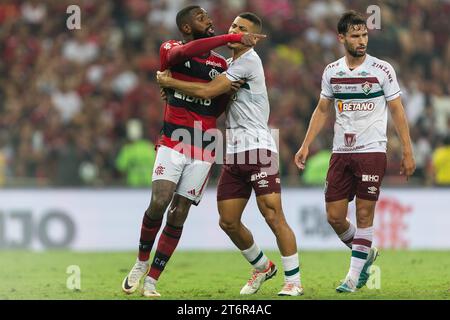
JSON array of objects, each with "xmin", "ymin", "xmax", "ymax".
[{"xmin": 152, "ymin": 145, "xmax": 212, "ymax": 205}]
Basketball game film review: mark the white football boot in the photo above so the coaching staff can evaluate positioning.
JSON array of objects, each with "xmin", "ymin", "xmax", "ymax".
[
  {"xmin": 240, "ymin": 261, "xmax": 277, "ymax": 295},
  {"xmin": 122, "ymin": 259, "xmax": 149, "ymax": 294},
  {"xmin": 278, "ymin": 282, "xmax": 304, "ymax": 296},
  {"xmin": 142, "ymin": 276, "xmax": 161, "ymax": 297}
]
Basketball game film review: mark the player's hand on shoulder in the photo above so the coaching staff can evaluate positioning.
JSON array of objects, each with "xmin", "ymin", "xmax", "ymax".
[
  {"xmin": 156, "ymin": 69, "xmax": 172, "ymax": 88},
  {"xmin": 294, "ymin": 146, "xmax": 309, "ymax": 171},
  {"xmin": 241, "ymin": 33, "xmax": 267, "ymax": 46}
]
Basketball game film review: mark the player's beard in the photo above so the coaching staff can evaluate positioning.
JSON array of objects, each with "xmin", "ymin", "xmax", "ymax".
[
  {"xmin": 193, "ymin": 27, "xmax": 215, "ymax": 40},
  {"xmin": 346, "ymin": 42, "xmax": 366, "ymax": 57}
]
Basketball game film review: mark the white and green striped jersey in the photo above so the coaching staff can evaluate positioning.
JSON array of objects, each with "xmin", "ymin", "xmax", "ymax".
[
  {"xmin": 321, "ymin": 54, "xmax": 401, "ymax": 153},
  {"xmin": 223, "ymin": 48, "xmax": 278, "ymax": 155}
]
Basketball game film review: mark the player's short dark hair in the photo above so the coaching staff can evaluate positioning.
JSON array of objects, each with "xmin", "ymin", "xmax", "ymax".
[
  {"xmin": 176, "ymin": 5, "xmax": 200, "ymax": 31},
  {"xmin": 238, "ymin": 12, "xmax": 262, "ymax": 32},
  {"xmin": 337, "ymin": 10, "xmax": 367, "ymax": 35}
]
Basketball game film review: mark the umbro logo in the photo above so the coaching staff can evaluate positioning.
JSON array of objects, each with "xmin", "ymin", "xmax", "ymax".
[
  {"xmin": 258, "ymin": 179, "xmax": 269, "ymax": 188},
  {"xmin": 188, "ymin": 189, "xmax": 196, "ymax": 196},
  {"xmin": 368, "ymin": 186, "xmax": 378, "ymax": 194}
]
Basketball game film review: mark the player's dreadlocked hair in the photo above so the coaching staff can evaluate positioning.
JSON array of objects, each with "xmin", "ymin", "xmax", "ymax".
[
  {"xmin": 337, "ymin": 10, "xmax": 367, "ymax": 35},
  {"xmin": 238, "ymin": 12, "xmax": 262, "ymax": 32},
  {"xmin": 176, "ymin": 5, "xmax": 200, "ymax": 31}
]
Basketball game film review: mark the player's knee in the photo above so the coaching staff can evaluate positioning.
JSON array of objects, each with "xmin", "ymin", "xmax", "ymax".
[
  {"xmin": 150, "ymin": 194, "xmax": 172, "ymax": 214},
  {"xmin": 167, "ymin": 205, "xmax": 189, "ymax": 224},
  {"xmin": 356, "ymin": 207, "xmax": 373, "ymax": 227},
  {"xmin": 264, "ymin": 213, "xmax": 283, "ymax": 232},
  {"xmin": 219, "ymin": 218, "xmax": 239, "ymax": 234},
  {"xmin": 356, "ymin": 213, "xmax": 371, "ymax": 227},
  {"xmin": 327, "ymin": 214, "xmax": 345, "ymax": 228}
]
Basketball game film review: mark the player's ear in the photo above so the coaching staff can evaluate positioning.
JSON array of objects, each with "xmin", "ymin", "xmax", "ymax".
[
  {"xmin": 338, "ymin": 33, "xmax": 345, "ymax": 44},
  {"xmin": 181, "ymin": 23, "xmax": 192, "ymax": 35}
]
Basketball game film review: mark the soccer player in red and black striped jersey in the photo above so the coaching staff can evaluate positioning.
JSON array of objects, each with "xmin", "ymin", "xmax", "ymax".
[{"xmin": 122, "ymin": 5, "xmax": 264, "ymax": 297}]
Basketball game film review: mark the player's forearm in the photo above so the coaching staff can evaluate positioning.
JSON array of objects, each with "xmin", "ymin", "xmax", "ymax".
[
  {"xmin": 167, "ymin": 34, "xmax": 242, "ymax": 66},
  {"xmin": 390, "ymin": 106, "xmax": 413, "ymax": 155},
  {"xmin": 165, "ymin": 77, "xmax": 211, "ymax": 99},
  {"xmin": 301, "ymin": 106, "xmax": 329, "ymax": 148}
]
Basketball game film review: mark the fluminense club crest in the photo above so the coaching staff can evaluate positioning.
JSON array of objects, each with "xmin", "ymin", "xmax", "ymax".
[{"xmin": 362, "ymin": 81, "xmax": 372, "ymax": 95}]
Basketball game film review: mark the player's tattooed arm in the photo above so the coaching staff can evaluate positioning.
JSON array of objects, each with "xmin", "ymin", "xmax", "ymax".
[
  {"xmin": 388, "ymin": 97, "xmax": 416, "ymax": 178},
  {"xmin": 157, "ymin": 70, "xmax": 237, "ymax": 100},
  {"xmin": 294, "ymin": 97, "xmax": 333, "ymax": 170}
]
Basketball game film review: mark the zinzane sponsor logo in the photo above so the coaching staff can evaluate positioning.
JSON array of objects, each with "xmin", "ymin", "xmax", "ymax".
[
  {"xmin": 337, "ymin": 100, "xmax": 375, "ymax": 113},
  {"xmin": 251, "ymin": 171, "xmax": 268, "ymax": 182},
  {"xmin": 362, "ymin": 175, "xmax": 380, "ymax": 182},
  {"xmin": 174, "ymin": 91, "xmax": 211, "ymax": 106}
]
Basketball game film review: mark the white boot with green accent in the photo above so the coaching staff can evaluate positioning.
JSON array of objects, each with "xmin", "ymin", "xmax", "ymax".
[
  {"xmin": 357, "ymin": 247, "xmax": 379, "ymax": 289},
  {"xmin": 336, "ymin": 276, "xmax": 357, "ymax": 293}
]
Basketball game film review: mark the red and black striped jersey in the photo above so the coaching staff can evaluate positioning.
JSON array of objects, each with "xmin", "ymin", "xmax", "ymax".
[{"xmin": 158, "ymin": 39, "xmax": 229, "ymax": 162}]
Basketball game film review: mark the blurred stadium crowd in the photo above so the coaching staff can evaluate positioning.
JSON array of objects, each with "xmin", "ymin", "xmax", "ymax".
[{"xmin": 0, "ymin": 0, "xmax": 449, "ymax": 187}]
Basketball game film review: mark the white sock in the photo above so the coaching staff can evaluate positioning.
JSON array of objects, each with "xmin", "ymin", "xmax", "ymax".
[
  {"xmin": 146, "ymin": 276, "xmax": 157, "ymax": 284},
  {"xmin": 338, "ymin": 221, "xmax": 356, "ymax": 249},
  {"xmin": 241, "ymin": 242, "xmax": 269, "ymax": 272},
  {"xmin": 347, "ymin": 226, "xmax": 374, "ymax": 282},
  {"xmin": 281, "ymin": 253, "xmax": 301, "ymax": 285}
]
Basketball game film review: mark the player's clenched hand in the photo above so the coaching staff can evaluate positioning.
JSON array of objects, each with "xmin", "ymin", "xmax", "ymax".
[
  {"xmin": 240, "ymin": 33, "xmax": 267, "ymax": 46},
  {"xmin": 160, "ymin": 88, "xmax": 167, "ymax": 102},
  {"xmin": 400, "ymin": 152, "xmax": 416, "ymax": 179},
  {"xmin": 294, "ymin": 146, "xmax": 309, "ymax": 170},
  {"xmin": 156, "ymin": 70, "xmax": 172, "ymax": 88},
  {"xmin": 229, "ymin": 80, "xmax": 245, "ymax": 94}
]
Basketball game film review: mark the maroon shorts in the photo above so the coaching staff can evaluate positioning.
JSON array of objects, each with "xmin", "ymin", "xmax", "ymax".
[
  {"xmin": 217, "ymin": 149, "xmax": 281, "ymax": 201},
  {"xmin": 325, "ymin": 152, "xmax": 387, "ymax": 202}
]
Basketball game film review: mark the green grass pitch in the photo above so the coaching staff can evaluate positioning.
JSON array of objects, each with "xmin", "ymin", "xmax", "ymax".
[{"xmin": 1, "ymin": 250, "xmax": 449, "ymax": 300}]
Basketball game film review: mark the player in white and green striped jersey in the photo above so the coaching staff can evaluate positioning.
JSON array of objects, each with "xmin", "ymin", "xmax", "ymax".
[{"xmin": 295, "ymin": 11, "xmax": 416, "ymax": 293}]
